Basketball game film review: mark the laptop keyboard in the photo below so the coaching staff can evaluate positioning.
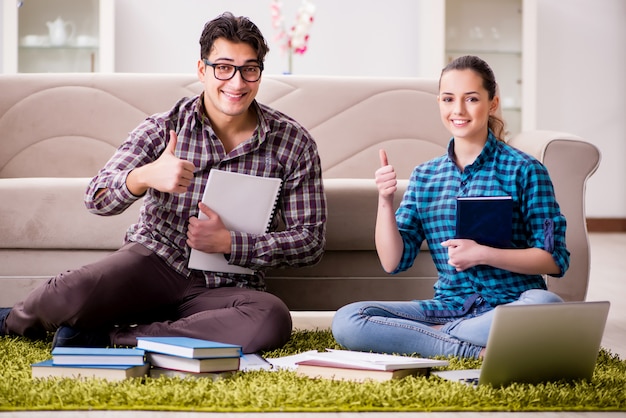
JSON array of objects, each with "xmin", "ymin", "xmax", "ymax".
[{"xmin": 459, "ymin": 377, "xmax": 479, "ymax": 385}]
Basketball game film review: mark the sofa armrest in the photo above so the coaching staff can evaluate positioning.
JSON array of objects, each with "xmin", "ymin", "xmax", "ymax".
[{"xmin": 509, "ymin": 131, "xmax": 601, "ymax": 301}]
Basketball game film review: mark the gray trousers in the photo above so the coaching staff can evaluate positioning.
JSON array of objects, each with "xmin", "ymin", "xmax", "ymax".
[{"xmin": 6, "ymin": 242, "xmax": 292, "ymax": 353}]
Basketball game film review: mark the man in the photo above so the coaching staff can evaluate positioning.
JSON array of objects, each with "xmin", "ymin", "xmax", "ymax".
[{"xmin": 0, "ymin": 12, "xmax": 326, "ymax": 354}]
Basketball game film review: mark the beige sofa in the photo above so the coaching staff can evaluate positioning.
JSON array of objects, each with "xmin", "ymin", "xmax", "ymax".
[{"xmin": 0, "ymin": 73, "xmax": 600, "ymax": 325}]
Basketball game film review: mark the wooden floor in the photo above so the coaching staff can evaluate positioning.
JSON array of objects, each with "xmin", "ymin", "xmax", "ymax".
[{"xmin": 585, "ymin": 233, "xmax": 626, "ymax": 359}]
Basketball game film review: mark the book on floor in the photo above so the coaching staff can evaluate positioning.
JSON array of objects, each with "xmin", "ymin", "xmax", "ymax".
[
  {"xmin": 455, "ymin": 195, "xmax": 513, "ymax": 248},
  {"xmin": 146, "ymin": 352, "xmax": 241, "ymax": 373},
  {"xmin": 136, "ymin": 336, "xmax": 242, "ymax": 359},
  {"xmin": 296, "ymin": 364, "xmax": 431, "ymax": 382},
  {"xmin": 294, "ymin": 350, "xmax": 448, "ymax": 382},
  {"xmin": 51, "ymin": 346, "xmax": 146, "ymax": 366},
  {"xmin": 149, "ymin": 367, "xmax": 236, "ymax": 380},
  {"xmin": 31, "ymin": 359, "xmax": 149, "ymax": 381},
  {"xmin": 239, "ymin": 353, "xmax": 273, "ymax": 371},
  {"xmin": 295, "ymin": 349, "xmax": 449, "ymax": 371},
  {"xmin": 188, "ymin": 169, "xmax": 282, "ymax": 274},
  {"xmin": 265, "ymin": 350, "xmax": 319, "ymax": 370}
]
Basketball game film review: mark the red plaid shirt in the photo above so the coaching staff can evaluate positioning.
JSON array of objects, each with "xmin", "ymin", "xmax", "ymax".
[{"xmin": 85, "ymin": 94, "xmax": 326, "ymax": 290}]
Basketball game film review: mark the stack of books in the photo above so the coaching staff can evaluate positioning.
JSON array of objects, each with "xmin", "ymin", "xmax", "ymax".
[
  {"xmin": 136, "ymin": 337, "xmax": 242, "ymax": 379},
  {"xmin": 31, "ymin": 347, "xmax": 149, "ymax": 380},
  {"xmin": 294, "ymin": 349, "xmax": 449, "ymax": 382}
]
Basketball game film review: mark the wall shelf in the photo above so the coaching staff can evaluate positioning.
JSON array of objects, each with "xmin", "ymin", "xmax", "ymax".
[
  {"xmin": 2, "ymin": 0, "xmax": 113, "ymax": 73},
  {"xmin": 445, "ymin": 0, "xmax": 523, "ymax": 138}
]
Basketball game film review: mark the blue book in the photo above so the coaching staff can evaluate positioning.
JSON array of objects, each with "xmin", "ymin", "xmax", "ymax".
[
  {"xmin": 51, "ymin": 347, "xmax": 145, "ymax": 366},
  {"xmin": 136, "ymin": 337, "xmax": 242, "ymax": 359},
  {"xmin": 455, "ymin": 196, "xmax": 513, "ymax": 249},
  {"xmin": 32, "ymin": 359, "xmax": 149, "ymax": 380}
]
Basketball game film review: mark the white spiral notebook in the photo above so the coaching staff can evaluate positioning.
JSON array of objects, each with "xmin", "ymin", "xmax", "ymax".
[{"xmin": 188, "ymin": 169, "xmax": 282, "ymax": 275}]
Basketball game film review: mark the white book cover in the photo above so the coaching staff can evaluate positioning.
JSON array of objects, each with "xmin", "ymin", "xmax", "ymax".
[
  {"xmin": 239, "ymin": 353, "xmax": 273, "ymax": 371},
  {"xmin": 295, "ymin": 349, "xmax": 449, "ymax": 371},
  {"xmin": 188, "ymin": 169, "xmax": 282, "ymax": 274},
  {"xmin": 149, "ymin": 367, "xmax": 235, "ymax": 380}
]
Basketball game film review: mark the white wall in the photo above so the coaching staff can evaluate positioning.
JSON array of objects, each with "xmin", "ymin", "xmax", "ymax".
[
  {"xmin": 114, "ymin": 0, "xmax": 428, "ymax": 77},
  {"xmin": 531, "ymin": 0, "xmax": 626, "ymax": 218},
  {"xmin": 0, "ymin": 1, "xmax": 3, "ymax": 71}
]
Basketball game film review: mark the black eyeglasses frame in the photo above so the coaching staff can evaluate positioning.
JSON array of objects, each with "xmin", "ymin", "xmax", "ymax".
[{"xmin": 202, "ymin": 59, "xmax": 264, "ymax": 82}]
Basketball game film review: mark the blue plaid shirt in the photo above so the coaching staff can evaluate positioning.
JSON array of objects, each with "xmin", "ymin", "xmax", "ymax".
[
  {"xmin": 394, "ymin": 132, "xmax": 569, "ymax": 317},
  {"xmin": 85, "ymin": 94, "xmax": 326, "ymax": 290}
]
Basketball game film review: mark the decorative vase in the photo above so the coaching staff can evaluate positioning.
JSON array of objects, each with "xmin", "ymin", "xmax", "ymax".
[{"xmin": 284, "ymin": 49, "xmax": 293, "ymax": 75}]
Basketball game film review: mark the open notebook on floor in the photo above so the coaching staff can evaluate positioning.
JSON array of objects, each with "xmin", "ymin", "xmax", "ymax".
[{"xmin": 433, "ymin": 301, "xmax": 610, "ymax": 387}]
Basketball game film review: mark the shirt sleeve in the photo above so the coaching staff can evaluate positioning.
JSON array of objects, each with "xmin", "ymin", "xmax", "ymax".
[
  {"xmin": 519, "ymin": 160, "xmax": 570, "ymax": 277},
  {"xmin": 227, "ymin": 133, "xmax": 327, "ymax": 270},
  {"xmin": 393, "ymin": 171, "xmax": 426, "ymax": 274},
  {"xmin": 84, "ymin": 117, "xmax": 168, "ymax": 215}
]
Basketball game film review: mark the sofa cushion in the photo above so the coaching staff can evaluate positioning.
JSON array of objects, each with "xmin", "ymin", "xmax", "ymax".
[{"xmin": 0, "ymin": 178, "xmax": 140, "ymax": 250}]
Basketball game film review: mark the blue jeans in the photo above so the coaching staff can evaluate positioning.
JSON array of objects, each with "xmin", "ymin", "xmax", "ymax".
[{"xmin": 331, "ymin": 289, "xmax": 563, "ymax": 359}]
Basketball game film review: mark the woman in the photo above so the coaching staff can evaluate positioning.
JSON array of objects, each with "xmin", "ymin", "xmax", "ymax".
[{"xmin": 331, "ymin": 56, "xmax": 569, "ymax": 359}]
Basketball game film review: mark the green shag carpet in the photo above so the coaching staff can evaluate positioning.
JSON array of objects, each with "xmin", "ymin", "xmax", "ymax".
[{"xmin": 1, "ymin": 329, "xmax": 625, "ymax": 412}]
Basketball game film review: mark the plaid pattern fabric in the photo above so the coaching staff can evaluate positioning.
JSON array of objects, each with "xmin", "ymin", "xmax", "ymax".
[
  {"xmin": 394, "ymin": 132, "xmax": 569, "ymax": 317},
  {"xmin": 85, "ymin": 94, "xmax": 326, "ymax": 290}
]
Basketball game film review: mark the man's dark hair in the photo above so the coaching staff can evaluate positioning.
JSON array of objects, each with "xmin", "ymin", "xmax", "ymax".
[{"xmin": 199, "ymin": 12, "xmax": 270, "ymax": 65}]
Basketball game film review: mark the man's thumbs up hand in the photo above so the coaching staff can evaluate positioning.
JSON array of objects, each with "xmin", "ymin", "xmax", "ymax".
[
  {"xmin": 142, "ymin": 130, "xmax": 196, "ymax": 194},
  {"xmin": 165, "ymin": 129, "xmax": 179, "ymax": 155}
]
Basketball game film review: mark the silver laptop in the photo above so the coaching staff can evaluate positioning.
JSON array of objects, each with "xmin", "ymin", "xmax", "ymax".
[{"xmin": 433, "ymin": 301, "xmax": 610, "ymax": 387}]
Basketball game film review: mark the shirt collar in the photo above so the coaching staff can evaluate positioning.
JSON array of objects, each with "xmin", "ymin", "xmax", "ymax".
[
  {"xmin": 446, "ymin": 130, "xmax": 498, "ymax": 168},
  {"xmin": 195, "ymin": 93, "xmax": 265, "ymax": 144}
]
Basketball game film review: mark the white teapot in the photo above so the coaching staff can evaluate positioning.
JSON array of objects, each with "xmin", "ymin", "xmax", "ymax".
[{"xmin": 46, "ymin": 17, "xmax": 75, "ymax": 46}]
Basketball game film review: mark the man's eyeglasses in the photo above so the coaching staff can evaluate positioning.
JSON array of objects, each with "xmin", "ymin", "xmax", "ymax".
[{"xmin": 203, "ymin": 59, "xmax": 263, "ymax": 82}]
